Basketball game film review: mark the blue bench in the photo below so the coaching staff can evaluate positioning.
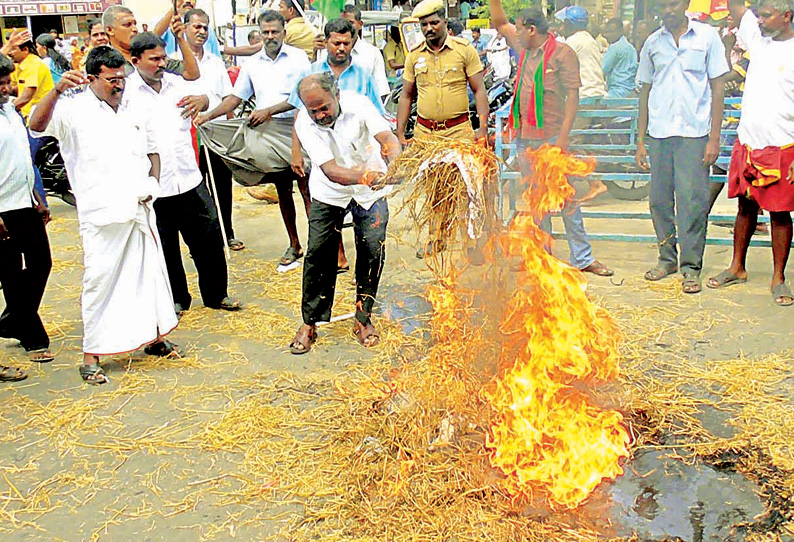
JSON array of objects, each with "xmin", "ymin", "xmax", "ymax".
[{"xmin": 493, "ymin": 96, "xmax": 779, "ymax": 248}]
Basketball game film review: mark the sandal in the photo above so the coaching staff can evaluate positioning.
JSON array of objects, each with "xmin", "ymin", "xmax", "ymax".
[
  {"xmin": 214, "ymin": 297, "xmax": 242, "ymax": 311},
  {"xmin": 706, "ymin": 269, "xmax": 747, "ymax": 289},
  {"xmin": 644, "ymin": 266, "xmax": 678, "ymax": 281},
  {"xmin": 79, "ymin": 363, "xmax": 108, "ymax": 385},
  {"xmin": 279, "ymin": 246, "xmax": 303, "ymax": 266},
  {"xmin": 228, "ymin": 239, "xmax": 246, "ymax": 251},
  {"xmin": 353, "ymin": 322, "xmax": 381, "ymax": 348},
  {"xmin": 29, "ymin": 348, "xmax": 54, "ymax": 363},
  {"xmin": 290, "ymin": 325, "xmax": 317, "ymax": 355},
  {"xmin": 582, "ymin": 260, "xmax": 614, "ymax": 277},
  {"xmin": 144, "ymin": 339, "xmax": 179, "ymax": 358},
  {"xmin": 772, "ymin": 283, "xmax": 794, "ymax": 307},
  {"xmin": 682, "ymin": 274, "xmax": 702, "ymax": 294},
  {"xmin": 0, "ymin": 365, "xmax": 27, "ymax": 382}
]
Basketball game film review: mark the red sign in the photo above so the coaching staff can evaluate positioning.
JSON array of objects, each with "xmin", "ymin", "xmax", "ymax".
[{"xmin": 0, "ymin": 0, "xmax": 120, "ymax": 16}]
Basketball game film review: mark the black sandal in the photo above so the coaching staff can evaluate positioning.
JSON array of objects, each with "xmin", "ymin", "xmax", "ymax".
[
  {"xmin": 144, "ymin": 339, "xmax": 179, "ymax": 357},
  {"xmin": 79, "ymin": 364, "xmax": 108, "ymax": 385},
  {"xmin": 279, "ymin": 246, "xmax": 303, "ymax": 266},
  {"xmin": 0, "ymin": 365, "xmax": 27, "ymax": 382}
]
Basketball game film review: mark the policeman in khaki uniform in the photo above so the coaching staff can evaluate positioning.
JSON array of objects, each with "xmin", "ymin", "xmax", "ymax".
[
  {"xmin": 397, "ymin": 0, "xmax": 491, "ymax": 260},
  {"xmin": 396, "ymin": 0, "xmax": 489, "ymax": 146}
]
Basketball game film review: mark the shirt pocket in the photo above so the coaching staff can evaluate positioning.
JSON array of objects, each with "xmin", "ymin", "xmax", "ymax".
[
  {"xmin": 413, "ymin": 63, "xmax": 430, "ymax": 85},
  {"xmin": 679, "ymin": 48, "xmax": 707, "ymax": 73},
  {"xmin": 441, "ymin": 64, "xmax": 466, "ymax": 87}
]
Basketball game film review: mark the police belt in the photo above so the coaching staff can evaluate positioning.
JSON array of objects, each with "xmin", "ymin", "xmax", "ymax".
[{"xmin": 416, "ymin": 113, "xmax": 469, "ymax": 131}]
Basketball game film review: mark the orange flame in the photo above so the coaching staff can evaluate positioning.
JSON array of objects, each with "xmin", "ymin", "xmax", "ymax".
[{"xmin": 485, "ymin": 144, "xmax": 630, "ymax": 509}]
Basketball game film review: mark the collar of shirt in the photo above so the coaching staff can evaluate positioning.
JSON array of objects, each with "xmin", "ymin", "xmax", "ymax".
[
  {"xmin": 0, "ymin": 102, "xmax": 36, "ymax": 213},
  {"xmin": 171, "ymin": 48, "xmax": 232, "ymax": 108},
  {"xmin": 417, "ymin": 35, "xmax": 455, "ymax": 53}
]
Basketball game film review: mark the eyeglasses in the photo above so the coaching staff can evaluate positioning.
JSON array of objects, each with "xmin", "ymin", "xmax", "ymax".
[{"xmin": 98, "ymin": 75, "xmax": 126, "ymax": 86}]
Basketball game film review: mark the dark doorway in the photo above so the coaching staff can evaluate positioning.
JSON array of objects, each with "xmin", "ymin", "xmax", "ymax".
[{"xmin": 30, "ymin": 15, "xmax": 63, "ymax": 40}]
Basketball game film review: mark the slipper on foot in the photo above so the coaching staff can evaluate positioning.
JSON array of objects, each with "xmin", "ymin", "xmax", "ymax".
[
  {"xmin": 582, "ymin": 261, "xmax": 614, "ymax": 277},
  {"xmin": 144, "ymin": 339, "xmax": 179, "ymax": 358},
  {"xmin": 79, "ymin": 363, "xmax": 108, "ymax": 385},
  {"xmin": 644, "ymin": 266, "xmax": 678, "ymax": 281},
  {"xmin": 279, "ymin": 246, "xmax": 303, "ymax": 266},
  {"xmin": 706, "ymin": 269, "xmax": 747, "ymax": 289},
  {"xmin": 682, "ymin": 274, "xmax": 702, "ymax": 294},
  {"xmin": 228, "ymin": 239, "xmax": 245, "ymax": 251},
  {"xmin": 28, "ymin": 348, "xmax": 54, "ymax": 363},
  {"xmin": 0, "ymin": 365, "xmax": 27, "ymax": 382},
  {"xmin": 290, "ymin": 326, "xmax": 317, "ymax": 355},
  {"xmin": 772, "ymin": 283, "xmax": 794, "ymax": 307}
]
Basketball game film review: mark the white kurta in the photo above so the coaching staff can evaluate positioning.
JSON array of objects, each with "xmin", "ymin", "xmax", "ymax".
[{"xmin": 34, "ymin": 89, "xmax": 178, "ymax": 355}]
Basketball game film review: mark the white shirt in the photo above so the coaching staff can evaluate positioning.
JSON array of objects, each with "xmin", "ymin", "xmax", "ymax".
[
  {"xmin": 566, "ymin": 30, "xmax": 608, "ymax": 98},
  {"xmin": 486, "ymin": 36, "xmax": 511, "ymax": 80},
  {"xmin": 0, "ymin": 102, "xmax": 36, "ymax": 213},
  {"xmin": 318, "ymin": 38, "xmax": 391, "ymax": 98},
  {"xmin": 171, "ymin": 48, "xmax": 233, "ymax": 110},
  {"xmin": 232, "ymin": 43, "xmax": 309, "ymax": 118},
  {"xmin": 295, "ymin": 91, "xmax": 392, "ymax": 210},
  {"xmin": 34, "ymin": 90, "xmax": 157, "ymax": 226},
  {"xmin": 736, "ymin": 10, "xmax": 794, "ymax": 149},
  {"xmin": 123, "ymin": 71, "xmax": 203, "ymax": 198}
]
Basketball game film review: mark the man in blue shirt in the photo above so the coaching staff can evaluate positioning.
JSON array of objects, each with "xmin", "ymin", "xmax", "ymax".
[
  {"xmin": 470, "ymin": 27, "xmax": 488, "ymax": 65},
  {"xmin": 635, "ymin": 0, "xmax": 728, "ymax": 294},
  {"xmin": 601, "ymin": 18, "xmax": 638, "ymax": 98},
  {"xmin": 154, "ymin": 0, "xmax": 222, "ymax": 58},
  {"xmin": 288, "ymin": 18, "xmax": 384, "ymax": 114}
]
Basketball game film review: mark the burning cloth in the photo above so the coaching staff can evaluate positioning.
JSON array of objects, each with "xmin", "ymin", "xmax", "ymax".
[
  {"xmin": 198, "ymin": 117, "xmax": 309, "ymax": 187},
  {"xmin": 391, "ymin": 137, "xmax": 499, "ymax": 244}
]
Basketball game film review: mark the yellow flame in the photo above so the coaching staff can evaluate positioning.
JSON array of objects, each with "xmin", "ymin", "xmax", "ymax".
[{"xmin": 485, "ymin": 144, "xmax": 630, "ymax": 509}]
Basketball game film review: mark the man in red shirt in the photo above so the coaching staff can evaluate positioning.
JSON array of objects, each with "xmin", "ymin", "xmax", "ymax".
[{"xmin": 490, "ymin": 1, "xmax": 613, "ymax": 276}]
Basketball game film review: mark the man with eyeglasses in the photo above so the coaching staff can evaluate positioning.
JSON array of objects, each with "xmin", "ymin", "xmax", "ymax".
[{"xmin": 29, "ymin": 46, "xmax": 179, "ymax": 386}]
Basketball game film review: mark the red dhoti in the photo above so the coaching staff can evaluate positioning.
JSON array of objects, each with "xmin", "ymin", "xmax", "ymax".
[{"xmin": 728, "ymin": 139, "xmax": 794, "ymax": 212}]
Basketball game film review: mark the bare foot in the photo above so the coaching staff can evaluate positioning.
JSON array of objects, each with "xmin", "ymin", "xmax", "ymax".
[{"xmin": 576, "ymin": 181, "xmax": 608, "ymax": 204}]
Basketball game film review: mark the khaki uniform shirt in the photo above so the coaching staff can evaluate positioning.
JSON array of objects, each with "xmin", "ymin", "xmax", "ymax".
[
  {"xmin": 403, "ymin": 35, "xmax": 483, "ymax": 122},
  {"xmin": 285, "ymin": 17, "xmax": 317, "ymax": 62}
]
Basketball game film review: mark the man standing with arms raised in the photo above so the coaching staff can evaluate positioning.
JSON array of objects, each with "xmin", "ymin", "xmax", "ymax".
[
  {"xmin": 489, "ymin": 2, "xmax": 614, "ymax": 277},
  {"xmin": 126, "ymin": 33, "xmax": 242, "ymax": 317},
  {"xmin": 707, "ymin": 0, "xmax": 794, "ymax": 306},
  {"xmin": 29, "ymin": 47, "xmax": 178, "ymax": 384},
  {"xmin": 635, "ymin": 0, "xmax": 728, "ymax": 294},
  {"xmin": 198, "ymin": 11, "xmax": 311, "ymax": 269},
  {"xmin": 397, "ymin": 0, "xmax": 489, "ymax": 259},
  {"xmin": 177, "ymin": 8, "xmax": 245, "ymax": 252}
]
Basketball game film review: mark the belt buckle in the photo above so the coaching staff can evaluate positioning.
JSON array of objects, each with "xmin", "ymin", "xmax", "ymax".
[{"xmin": 434, "ymin": 119, "xmax": 447, "ymax": 130}]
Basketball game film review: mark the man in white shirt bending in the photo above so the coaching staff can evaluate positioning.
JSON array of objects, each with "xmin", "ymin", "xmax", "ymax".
[{"xmin": 289, "ymin": 74, "xmax": 401, "ymax": 355}]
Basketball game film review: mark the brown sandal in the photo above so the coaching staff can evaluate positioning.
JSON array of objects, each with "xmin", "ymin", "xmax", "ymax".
[
  {"xmin": 353, "ymin": 323, "xmax": 380, "ymax": 348},
  {"xmin": 290, "ymin": 325, "xmax": 317, "ymax": 355},
  {"xmin": 0, "ymin": 365, "xmax": 27, "ymax": 382}
]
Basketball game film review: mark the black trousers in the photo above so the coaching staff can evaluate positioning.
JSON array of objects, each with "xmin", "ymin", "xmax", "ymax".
[
  {"xmin": 153, "ymin": 182, "xmax": 228, "ymax": 309},
  {"xmin": 302, "ymin": 198, "xmax": 388, "ymax": 326},
  {"xmin": 200, "ymin": 147, "xmax": 235, "ymax": 241},
  {"xmin": 0, "ymin": 207, "xmax": 52, "ymax": 351}
]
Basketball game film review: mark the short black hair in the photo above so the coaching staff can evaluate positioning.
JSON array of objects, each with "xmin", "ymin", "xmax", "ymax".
[
  {"xmin": 448, "ymin": 18, "xmax": 464, "ymax": 35},
  {"xmin": 342, "ymin": 4, "xmax": 362, "ymax": 21},
  {"xmin": 130, "ymin": 32, "xmax": 167, "ymax": 58},
  {"xmin": 605, "ymin": 18, "xmax": 623, "ymax": 30},
  {"xmin": 184, "ymin": 8, "xmax": 210, "ymax": 24},
  {"xmin": 18, "ymin": 40, "xmax": 37, "ymax": 54},
  {"xmin": 517, "ymin": 7, "xmax": 549, "ymax": 33},
  {"xmin": 85, "ymin": 45, "xmax": 126, "ymax": 76},
  {"xmin": 324, "ymin": 18, "xmax": 355, "ymax": 39},
  {"xmin": 258, "ymin": 9, "xmax": 285, "ymax": 27},
  {"xmin": 282, "ymin": 0, "xmax": 305, "ymax": 11},
  {"xmin": 0, "ymin": 53, "xmax": 14, "ymax": 77},
  {"xmin": 88, "ymin": 18, "xmax": 104, "ymax": 32}
]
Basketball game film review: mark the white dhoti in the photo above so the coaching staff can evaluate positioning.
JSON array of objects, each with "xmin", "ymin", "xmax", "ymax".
[{"xmin": 80, "ymin": 203, "xmax": 178, "ymax": 355}]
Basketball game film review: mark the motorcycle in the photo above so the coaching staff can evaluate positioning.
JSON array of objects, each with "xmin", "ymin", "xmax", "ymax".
[{"xmin": 35, "ymin": 136, "xmax": 76, "ymax": 206}]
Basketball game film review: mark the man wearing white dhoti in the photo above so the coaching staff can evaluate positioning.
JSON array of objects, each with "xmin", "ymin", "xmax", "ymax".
[{"xmin": 29, "ymin": 46, "xmax": 178, "ymax": 385}]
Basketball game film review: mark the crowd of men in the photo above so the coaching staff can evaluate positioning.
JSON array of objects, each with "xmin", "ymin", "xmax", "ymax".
[{"xmin": 0, "ymin": 0, "xmax": 792, "ymax": 384}]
